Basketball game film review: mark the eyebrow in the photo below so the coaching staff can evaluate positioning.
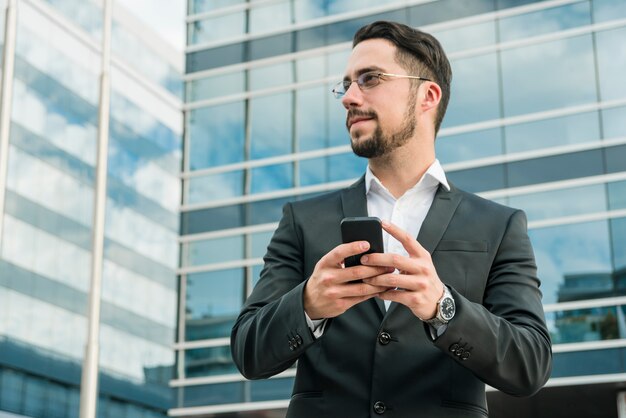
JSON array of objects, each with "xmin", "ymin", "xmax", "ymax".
[{"xmin": 342, "ymin": 66, "xmax": 385, "ymax": 82}]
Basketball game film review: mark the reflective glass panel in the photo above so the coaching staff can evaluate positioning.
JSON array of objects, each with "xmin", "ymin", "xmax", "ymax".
[
  {"xmin": 498, "ymin": 1, "xmax": 591, "ymax": 42},
  {"xmin": 184, "ymin": 345, "xmax": 237, "ymax": 378},
  {"xmin": 299, "ymin": 156, "xmax": 329, "ymax": 187},
  {"xmin": 552, "ymin": 347, "xmax": 626, "ymax": 378},
  {"xmin": 189, "ymin": 0, "xmax": 245, "ymax": 14},
  {"xmin": 177, "ymin": 377, "xmax": 294, "ymax": 407},
  {"xmin": 509, "ymin": 184, "xmax": 606, "ymax": 222},
  {"xmin": 432, "ymin": 20, "xmax": 496, "ymax": 53},
  {"xmin": 295, "ymin": 0, "xmax": 327, "ymax": 22},
  {"xmin": 504, "ymin": 111, "xmax": 600, "ymax": 153},
  {"xmin": 185, "ymin": 235, "xmax": 244, "ymax": 267},
  {"xmin": 250, "ymin": 93, "xmax": 293, "ymax": 159},
  {"xmin": 437, "ymin": 128, "xmax": 503, "ymax": 163},
  {"xmin": 444, "ymin": 53, "xmax": 500, "ymax": 128},
  {"xmin": 297, "ymin": 85, "xmax": 328, "ymax": 152},
  {"xmin": 446, "ymin": 164, "xmax": 506, "ymax": 193},
  {"xmin": 185, "ymin": 269, "xmax": 244, "ymax": 340},
  {"xmin": 186, "ymin": 170, "xmax": 244, "ymax": 204},
  {"xmin": 186, "ymin": 71, "xmax": 245, "ymax": 102},
  {"xmin": 42, "ymin": 0, "xmax": 101, "ymax": 38},
  {"xmin": 593, "ymin": 0, "xmax": 626, "ymax": 23},
  {"xmin": 595, "ymin": 26, "xmax": 626, "ymax": 102},
  {"xmin": 250, "ymin": 163, "xmax": 294, "ymax": 194},
  {"xmin": 189, "ymin": 101, "xmax": 245, "ymax": 169},
  {"xmin": 188, "ymin": 12, "xmax": 245, "ymax": 45},
  {"xmin": 327, "ymin": 83, "xmax": 349, "ymax": 147},
  {"xmin": 611, "ymin": 217, "xmax": 626, "ymax": 271},
  {"xmin": 602, "ymin": 105, "xmax": 626, "ymax": 139},
  {"xmin": 250, "ymin": 231, "xmax": 274, "ymax": 258},
  {"xmin": 327, "ymin": 153, "xmax": 367, "ymax": 182},
  {"xmin": 547, "ymin": 305, "xmax": 626, "ymax": 345},
  {"xmin": 296, "ymin": 55, "xmax": 326, "ymax": 82},
  {"xmin": 249, "ymin": 1, "xmax": 291, "ymax": 34},
  {"xmin": 500, "ymin": 35, "xmax": 596, "ymax": 117},
  {"xmin": 608, "ymin": 181, "xmax": 626, "ymax": 210},
  {"xmin": 529, "ymin": 221, "xmax": 612, "ymax": 304},
  {"xmin": 249, "ymin": 62, "xmax": 294, "ymax": 91}
]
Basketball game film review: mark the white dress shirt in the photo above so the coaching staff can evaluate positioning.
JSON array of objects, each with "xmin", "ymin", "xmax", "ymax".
[{"xmin": 306, "ymin": 160, "xmax": 450, "ymax": 337}]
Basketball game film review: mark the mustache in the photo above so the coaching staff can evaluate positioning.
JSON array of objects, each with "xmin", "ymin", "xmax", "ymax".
[{"xmin": 346, "ymin": 109, "xmax": 377, "ymax": 130}]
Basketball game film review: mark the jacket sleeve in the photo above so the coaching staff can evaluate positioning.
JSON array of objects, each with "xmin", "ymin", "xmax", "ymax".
[
  {"xmin": 230, "ymin": 202, "xmax": 317, "ymax": 379},
  {"xmin": 431, "ymin": 209, "xmax": 553, "ymax": 396}
]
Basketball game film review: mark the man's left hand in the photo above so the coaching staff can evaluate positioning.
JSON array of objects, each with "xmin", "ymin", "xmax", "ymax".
[{"xmin": 361, "ymin": 221, "xmax": 444, "ymax": 320}]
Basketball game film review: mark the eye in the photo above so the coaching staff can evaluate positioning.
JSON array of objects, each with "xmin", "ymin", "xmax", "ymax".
[{"xmin": 359, "ymin": 72, "xmax": 380, "ymax": 88}]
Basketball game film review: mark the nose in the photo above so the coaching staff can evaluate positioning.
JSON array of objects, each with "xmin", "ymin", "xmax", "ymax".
[{"xmin": 340, "ymin": 81, "xmax": 364, "ymax": 109}]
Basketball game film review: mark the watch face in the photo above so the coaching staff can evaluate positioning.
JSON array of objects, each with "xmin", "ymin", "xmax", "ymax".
[{"xmin": 440, "ymin": 297, "xmax": 455, "ymax": 321}]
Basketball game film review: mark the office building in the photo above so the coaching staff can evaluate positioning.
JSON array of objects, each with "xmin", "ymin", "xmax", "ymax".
[{"xmin": 0, "ymin": 0, "xmax": 183, "ymax": 416}]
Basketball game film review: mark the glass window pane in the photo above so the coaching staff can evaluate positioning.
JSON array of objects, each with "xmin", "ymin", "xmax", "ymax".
[
  {"xmin": 249, "ymin": 1, "xmax": 291, "ymax": 34},
  {"xmin": 505, "ymin": 111, "xmax": 601, "ymax": 153},
  {"xmin": 185, "ymin": 235, "xmax": 244, "ymax": 267},
  {"xmin": 507, "ymin": 149, "xmax": 604, "ymax": 188},
  {"xmin": 185, "ymin": 269, "xmax": 244, "ymax": 340},
  {"xmin": 250, "ymin": 231, "xmax": 274, "ymax": 258},
  {"xmin": 529, "ymin": 221, "xmax": 612, "ymax": 304},
  {"xmin": 548, "ymin": 305, "xmax": 626, "ymax": 345},
  {"xmin": 551, "ymin": 347, "xmax": 626, "ymax": 378},
  {"xmin": 188, "ymin": 13, "xmax": 245, "ymax": 45},
  {"xmin": 249, "ymin": 62, "xmax": 294, "ymax": 91},
  {"xmin": 437, "ymin": 128, "xmax": 502, "ymax": 163},
  {"xmin": 296, "ymin": 55, "xmax": 325, "ymax": 82},
  {"xmin": 189, "ymin": 0, "xmax": 245, "ymax": 14},
  {"xmin": 447, "ymin": 164, "xmax": 506, "ymax": 193},
  {"xmin": 611, "ymin": 217, "xmax": 626, "ymax": 271},
  {"xmin": 181, "ymin": 204, "xmax": 245, "ymax": 235},
  {"xmin": 432, "ymin": 20, "xmax": 496, "ymax": 54},
  {"xmin": 444, "ymin": 53, "xmax": 500, "ymax": 128},
  {"xmin": 509, "ymin": 184, "xmax": 606, "ymax": 222},
  {"xmin": 499, "ymin": 2, "xmax": 591, "ymax": 42},
  {"xmin": 602, "ymin": 105, "xmax": 626, "ymax": 139},
  {"xmin": 608, "ymin": 181, "xmax": 626, "ymax": 211},
  {"xmin": 299, "ymin": 157, "xmax": 329, "ymax": 187},
  {"xmin": 187, "ymin": 170, "xmax": 244, "ymax": 204},
  {"xmin": 593, "ymin": 0, "xmax": 626, "ymax": 23},
  {"xmin": 501, "ymin": 35, "xmax": 597, "ymax": 117},
  {"xmin": 189, "ymin": 101, "xmax": 245, "ymax": 169},
  {"xmin": 186, "ymin": 71, "xmax": 245, "ymax": 102},
  {"xmin": 184, "ymin": 345, "xmax": 237, "ymax": 378},
  {"xmin": 327, "ymin": 83, "xmax": 348, "ymax": 147},
  {"xmin": 250, "ymin": 93, "xmax": 293, "ymax": 159},
  {"xmin": 327, "ymin": 153, "xmax": 366, "ymax": 182},
  {"xmin": 297, "ymin": 86, "xmax": 328, "ymax": 152},
  {"xmin": 250, "ymin": 163, "xmax": 294, "ymax": 193},
  {"xmin": 295, "ymin": 1, "xmax": 328, "ymax": 22},
  {"xmin": 596, "ymin": 26, "xmax": 626, "ymax": 102}
]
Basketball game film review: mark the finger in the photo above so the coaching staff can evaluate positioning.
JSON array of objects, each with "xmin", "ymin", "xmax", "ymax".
[
  {"xmin": 334, "ymin": 265, "xmax": 395, "ymax": 283},
  {"xmin": 381, "ymin": 221, "xmax": 429, "ymax": 258},
  {"xmin": 338, "ymin": 282, "xmax": 389, "ymax": 298},
  {"xmin": 321, "ymin": 241, "xmax": 370, "ymax": 267},
  {"xmin": 360, "ymin": 252, "xmax": 422, "ymax": 273},
  {"xmin": 363, "ymin": 272, "xmax": 422, "ymax": 291}
]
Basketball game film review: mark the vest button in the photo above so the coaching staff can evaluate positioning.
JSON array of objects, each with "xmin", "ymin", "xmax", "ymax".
[
  {"xmin": 373, "ymin": 401, "xmax": 386, "ymax": 414},
  {"xmin": 378, "ymin": 332, "xmax": 391, "ymax": 345}
]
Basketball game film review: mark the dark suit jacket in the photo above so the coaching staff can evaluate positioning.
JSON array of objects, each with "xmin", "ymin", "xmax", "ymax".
[{"xmin": 231, "ymin": 177, "xmax": 552, "ymax": 418}]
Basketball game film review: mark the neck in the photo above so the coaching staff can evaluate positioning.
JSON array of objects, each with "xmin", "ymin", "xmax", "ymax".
[{"xmin": 368, "ymin": 140, "xmax": 436, "ymax": 199}]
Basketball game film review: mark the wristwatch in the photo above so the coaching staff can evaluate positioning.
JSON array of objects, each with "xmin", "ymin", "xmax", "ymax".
[{"xmin": 424, "ymin": 286, "xmax": 455, "ymax": 328}]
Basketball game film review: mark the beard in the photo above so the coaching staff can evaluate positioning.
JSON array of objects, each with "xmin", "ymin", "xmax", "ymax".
[{"xmin": 347, "ymin": 92, "xmax": 417, "ymax": 159}]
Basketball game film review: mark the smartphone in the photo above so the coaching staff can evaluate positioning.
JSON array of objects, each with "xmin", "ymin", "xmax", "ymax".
[{"xmin": 340, "ymin": 217, "xmax": 385, "ymax": 267}]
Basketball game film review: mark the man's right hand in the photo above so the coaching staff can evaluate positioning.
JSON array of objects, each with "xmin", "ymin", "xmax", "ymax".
[{"xmin": 303, "ymin": 241, "xmax": 392, "ymax": 320}]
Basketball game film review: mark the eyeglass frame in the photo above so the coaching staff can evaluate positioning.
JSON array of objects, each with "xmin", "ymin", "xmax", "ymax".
[{"xmin": 331, "ymin": 71, "xmax": 432, "ymax": 99}]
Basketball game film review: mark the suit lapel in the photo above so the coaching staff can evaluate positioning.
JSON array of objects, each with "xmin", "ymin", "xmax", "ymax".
[
  {"xmin": 385, "ymin": 183, "xmax": 463, "ymax": 318},
  {"xmin": 340, "ymin": 176, "xmax": 386, "ymax": 317}
]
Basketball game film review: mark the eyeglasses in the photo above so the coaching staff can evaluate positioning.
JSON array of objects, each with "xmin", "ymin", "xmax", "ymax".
[{"xmin": 331, "ymin": 71, "xmax": 431, "ymax": 99}]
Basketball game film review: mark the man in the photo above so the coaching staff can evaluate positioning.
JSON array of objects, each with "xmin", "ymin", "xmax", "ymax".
[{"xmin": 231, "ymin": 21, "xmax": 552, "ymax": 417}]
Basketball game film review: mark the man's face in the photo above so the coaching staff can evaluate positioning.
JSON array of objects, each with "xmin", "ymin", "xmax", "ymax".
[{"xmin": 341, "ymin": 38, "xmax": 418, "ymax": 159}]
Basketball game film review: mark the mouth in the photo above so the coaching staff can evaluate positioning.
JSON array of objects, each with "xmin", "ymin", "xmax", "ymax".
[{"xmin": 348, "ymin": 116, "xmax": 374, "ymax": 129}]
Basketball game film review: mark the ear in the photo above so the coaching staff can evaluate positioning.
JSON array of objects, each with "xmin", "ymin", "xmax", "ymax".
[{"xmin": 420, "ymin": 81, "xmax": 442, "ymax": 114}]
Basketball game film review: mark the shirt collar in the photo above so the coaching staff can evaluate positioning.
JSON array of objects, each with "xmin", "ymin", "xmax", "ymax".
[{"xmin": 365, "ymin": 159, "xmax": 450, "ymax": 195}]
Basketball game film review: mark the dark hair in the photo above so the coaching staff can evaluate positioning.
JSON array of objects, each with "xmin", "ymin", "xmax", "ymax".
[{"xmin": 353, "ymin": 21, "xmax": 452, "ymax": 135}]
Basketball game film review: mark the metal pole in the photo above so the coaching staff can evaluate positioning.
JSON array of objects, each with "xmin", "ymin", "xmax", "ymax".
[
  {"xmin": 79, "ymin": 0, "xmax": 112, "ymax": 416},
  {"xmin": 0, "ymin": 0, "xmax": 17, "ymax": 254}
]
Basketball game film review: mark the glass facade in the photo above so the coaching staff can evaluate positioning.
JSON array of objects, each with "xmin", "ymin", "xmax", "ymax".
[
  {"xmin": 0, "ymin": 0, "xmax": 182, "ymax": 417},
  {"xmin": 177, "ymin": 0, "xmax": 626, "ymax": 416}
]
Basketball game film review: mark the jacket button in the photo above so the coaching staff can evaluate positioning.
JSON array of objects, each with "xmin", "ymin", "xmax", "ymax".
[
  {"xmin": 449, "ymin": 343, "xmax": 460, "ymax": 353},
  {"xmin": 461, "ymin": 351, "xmax": 471, "ymax": 360},
  {"xmin": 373, "ymin": 401, "xmax": 386, "ymax": 414},
  {"xmin": 378, "ymin": 332, "xmax": 391, "ymax": 345}
]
